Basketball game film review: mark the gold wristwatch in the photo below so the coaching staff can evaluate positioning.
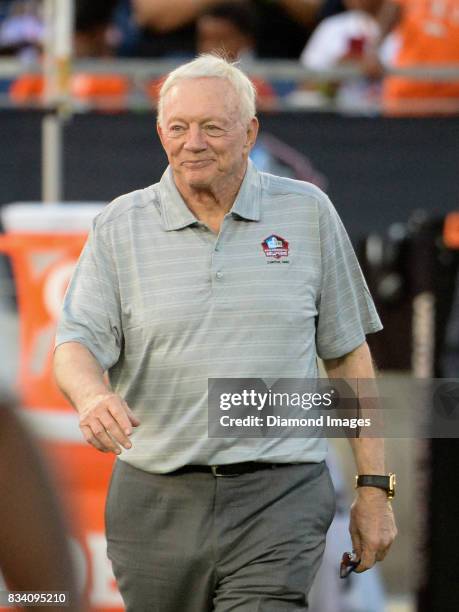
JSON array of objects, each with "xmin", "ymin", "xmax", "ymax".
[{"xmin": 355, "ymin": 473, "xmax": 396, "ymax": 499}]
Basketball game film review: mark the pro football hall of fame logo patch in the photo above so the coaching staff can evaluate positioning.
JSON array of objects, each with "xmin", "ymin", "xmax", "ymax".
[{"xmin": 261, "ymin": 235, "xmax": 289, "ymax": 263}]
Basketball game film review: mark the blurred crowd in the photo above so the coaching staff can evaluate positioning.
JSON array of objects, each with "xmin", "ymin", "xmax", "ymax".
[{"xmin": 1, "ymin": 0, "xmax": 458, "ymax": 114}]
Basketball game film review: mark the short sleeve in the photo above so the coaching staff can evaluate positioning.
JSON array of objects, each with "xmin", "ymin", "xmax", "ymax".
[
  {"xmin": 315, "ymin": 196, "xmax": 382, "ymax": 360},
  {"xmin": 55, "ymin": 218, "xmax": 122, "ymax": 371}
]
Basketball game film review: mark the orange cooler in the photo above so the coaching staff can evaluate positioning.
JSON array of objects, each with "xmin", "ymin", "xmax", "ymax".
[{"xmin": 0, "ymin": 203, "xmax": 124, "ymax": 611}]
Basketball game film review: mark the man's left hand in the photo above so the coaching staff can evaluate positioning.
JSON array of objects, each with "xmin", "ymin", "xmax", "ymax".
[{"xmin": 349, "ymin": 487, "xmax": 398, "ymax": 572}]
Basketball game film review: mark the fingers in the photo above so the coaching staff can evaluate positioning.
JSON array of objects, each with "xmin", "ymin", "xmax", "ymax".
[
  {"xmin": 350, "ymin": 526, "xmax": 379, "ymax": 572},
  {"xmin": 355, "ymin": 531, "xmax": 395, "ymax": 571},
  {"xmin": 355, "ymin": 545, "xmax": 376, "ymax": 573},
  {"xmin": 81, "ymin": 421, "xmax": 121, "ymax": 454},
  {"xmin": 107, "ymin": 400, "xmax": 137, "ymax": 438},
  {"xmin": 80, "ymin": 424, "xmax": 109, "ymax": 453},
  {"xmin": 125, "ymin": 404, "xmax": 141, "ymax": 428},
  {"xmin": 349, "ymin": 528, "xmax": 362, "ymax": 565},
  {"xmin": 79, "ymin": 394, "xmax": 140, "ymax": 454},
  {"xmin": 349, "ymin": 496, "xmax": 398, "ymax": 573},
  {"xmin": 350, "ymin": 523, "xmax": 375, "ymax": 573},
  {"xmin": 351, "ymin": 526, "xmax": 396, "ymax": 571},
  {"xmin": 99, "ymin": 411, "xmax": 132, "ymax": 450}
]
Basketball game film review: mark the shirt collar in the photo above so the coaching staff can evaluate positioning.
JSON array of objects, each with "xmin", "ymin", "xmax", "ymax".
[
  {"xmin": 158, "ymin": 167, "xmax": 199, "ymax": 231},
  {"xmin": 158, "ymin": 159, "xmax": 261, "ymax": 231},
  {"xmin": 230, "ymin": 159, "xmax": 261, "ymax": 222}
]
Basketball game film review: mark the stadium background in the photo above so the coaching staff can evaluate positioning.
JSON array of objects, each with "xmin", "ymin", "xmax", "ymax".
[{"xmin": 0, "ymin": 1, "xmax": 459, "ymax": 611}]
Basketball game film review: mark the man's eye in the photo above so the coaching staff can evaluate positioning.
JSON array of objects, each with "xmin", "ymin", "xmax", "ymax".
[
  {"xmin": 169, "ymin": 125, "xmax": 185, "ymax": 134},
  {"xmin": 204, "ymin": 125, "xmax": 224, "ymax": 135}
]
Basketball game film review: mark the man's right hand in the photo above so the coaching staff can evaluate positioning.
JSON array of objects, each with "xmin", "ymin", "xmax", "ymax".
[{"xmin": 79, "ymin": 393, "xmax": 141, "ymax": 454}]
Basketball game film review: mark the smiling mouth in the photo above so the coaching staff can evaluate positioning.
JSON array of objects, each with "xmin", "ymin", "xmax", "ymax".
[{"xmin": 181, "ymin": 160, "xmax": 213, "ymax": 167}]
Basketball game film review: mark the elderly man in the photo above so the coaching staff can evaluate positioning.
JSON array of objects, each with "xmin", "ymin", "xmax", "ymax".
[{"xmin": 54, "ymin": 55, "xmax": 397, "ymax": 612}]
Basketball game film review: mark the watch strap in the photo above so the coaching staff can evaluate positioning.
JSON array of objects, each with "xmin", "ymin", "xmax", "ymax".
[{"xmin": 355, "ymin": 473, "xmax": 396, "ymax": 499}]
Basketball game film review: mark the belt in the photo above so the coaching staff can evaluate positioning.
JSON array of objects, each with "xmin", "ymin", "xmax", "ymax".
[{"xmin": 171, "ymin": 462, "xmax": 291, "ymax": 477}]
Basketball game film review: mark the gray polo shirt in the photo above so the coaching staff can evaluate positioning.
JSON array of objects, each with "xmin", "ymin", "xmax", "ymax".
[{"xmin": 56, "ymin": 160, "xmax": 382, "ymax": 473}]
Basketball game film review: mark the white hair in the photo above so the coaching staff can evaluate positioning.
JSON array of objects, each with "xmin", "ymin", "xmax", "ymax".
[{"xmin": 157, "ymin": 54, "xmax": 257, "ymax": 127}]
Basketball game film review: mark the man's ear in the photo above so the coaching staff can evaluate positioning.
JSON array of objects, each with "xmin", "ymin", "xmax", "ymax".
[
  {"xmin": 246, "ymin": 116, "xmax": 259, "ymax": 151},
  {"xmin": 156, "ymin": 122, "xmax": 165, "ymax": 147}
]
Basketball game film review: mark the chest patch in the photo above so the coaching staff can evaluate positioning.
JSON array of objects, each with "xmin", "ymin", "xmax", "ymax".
[{"xmin": 261, "ymin": 234, "xmax": 290, "ymax": 263}]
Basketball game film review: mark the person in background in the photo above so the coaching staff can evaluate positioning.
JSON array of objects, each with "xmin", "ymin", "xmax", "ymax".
[
  {"xmin": 364, "ymin": 0, "xmax": 459, "ymax": 115},
  {"xmin": 300, "ymin": 0, "xmax": 386, "ymax": 110},
  {"xmin": 0, "ymin": 401, "xmax": 80, "ymax": 610},
  {"xmin": 0, "ymin": 0, "xmax": 43, "ymax": 62},
  {"xmin": 144, "ymin": 2, "xmax": 276, "ymax": 111},
  {"xmin": 0, "ymin": 272, "xmax": 79, "ymax": 610},
  {"xmin": 251, "ymin": 0, "xmax": 321, "ymax": 58},
  {"xmin": 144, "ymin": 2, "xmax": 276, "ymax": 112},
  {"xmin": 196, "ymin": 1, "xmax": 276, "ymax": 109},
  {"xmin": 196, "ymin": 1, "xmax": 259, "ymax": 63},
  {"xmin": 131, "ymin": 0, "xmax": 322, "ymax": 59},
  {"xmin": 74, "ymin": 0, "xmax": 119, "ymax": 58},
  {"xmin": 129, "ymin": 0, "xmax": 212, "ymax": 58}
]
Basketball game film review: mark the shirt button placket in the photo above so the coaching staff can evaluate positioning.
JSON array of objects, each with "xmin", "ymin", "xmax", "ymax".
[{"xmin": 213, "ymin": 231, "xmax": 224, "ymax": 287}]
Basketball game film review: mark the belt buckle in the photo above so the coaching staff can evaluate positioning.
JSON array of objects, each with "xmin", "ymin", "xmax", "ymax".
[{"xmin": 211, "ymin": 465, "xmax": 239, "ymax": 477}]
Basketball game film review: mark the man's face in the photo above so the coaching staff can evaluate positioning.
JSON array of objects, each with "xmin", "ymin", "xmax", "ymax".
[{"xmin": 157, "ymin": 77, "xmax": 258, "ymax": 193}]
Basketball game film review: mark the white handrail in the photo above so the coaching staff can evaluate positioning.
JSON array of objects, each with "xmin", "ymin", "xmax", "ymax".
[{"xmin": 1, "ymin": 57, "xmax": 459, "ymax": 82}]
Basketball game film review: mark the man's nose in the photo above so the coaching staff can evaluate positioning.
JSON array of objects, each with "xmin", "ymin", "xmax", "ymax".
[{"xmin": 183, "ymin": 125, "xmax": 207, "ymax": 151}]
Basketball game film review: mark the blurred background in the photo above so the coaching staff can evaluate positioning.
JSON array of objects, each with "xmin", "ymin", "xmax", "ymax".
[{"xmin": 0, "ymin": 1, "xmax": 458, "ymax": 611}]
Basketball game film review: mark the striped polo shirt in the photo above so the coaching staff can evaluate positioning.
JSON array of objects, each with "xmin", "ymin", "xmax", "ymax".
[{"xmin": 56, "ymin": 160, "xmax": 382, "ymax": 473}]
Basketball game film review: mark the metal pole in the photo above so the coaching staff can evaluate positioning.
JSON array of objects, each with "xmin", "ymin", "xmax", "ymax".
[
  {"xmin": 42, "ymin": 114, "xmax": 63, "ymax": 203},
  {"xmin": 41, "ymin": 0, "xmax": 74, "ymax": 204}
]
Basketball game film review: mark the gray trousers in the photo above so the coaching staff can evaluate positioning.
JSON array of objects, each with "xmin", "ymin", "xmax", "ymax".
[{"xmin": 105, "ymin": 460, "xmax": 335, "ymax": 612}]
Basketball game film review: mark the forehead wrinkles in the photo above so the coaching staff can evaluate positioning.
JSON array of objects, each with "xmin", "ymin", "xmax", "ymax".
[{"xmin": 163, "ymin": 78, "xmax": 242, "ymax": 124}]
